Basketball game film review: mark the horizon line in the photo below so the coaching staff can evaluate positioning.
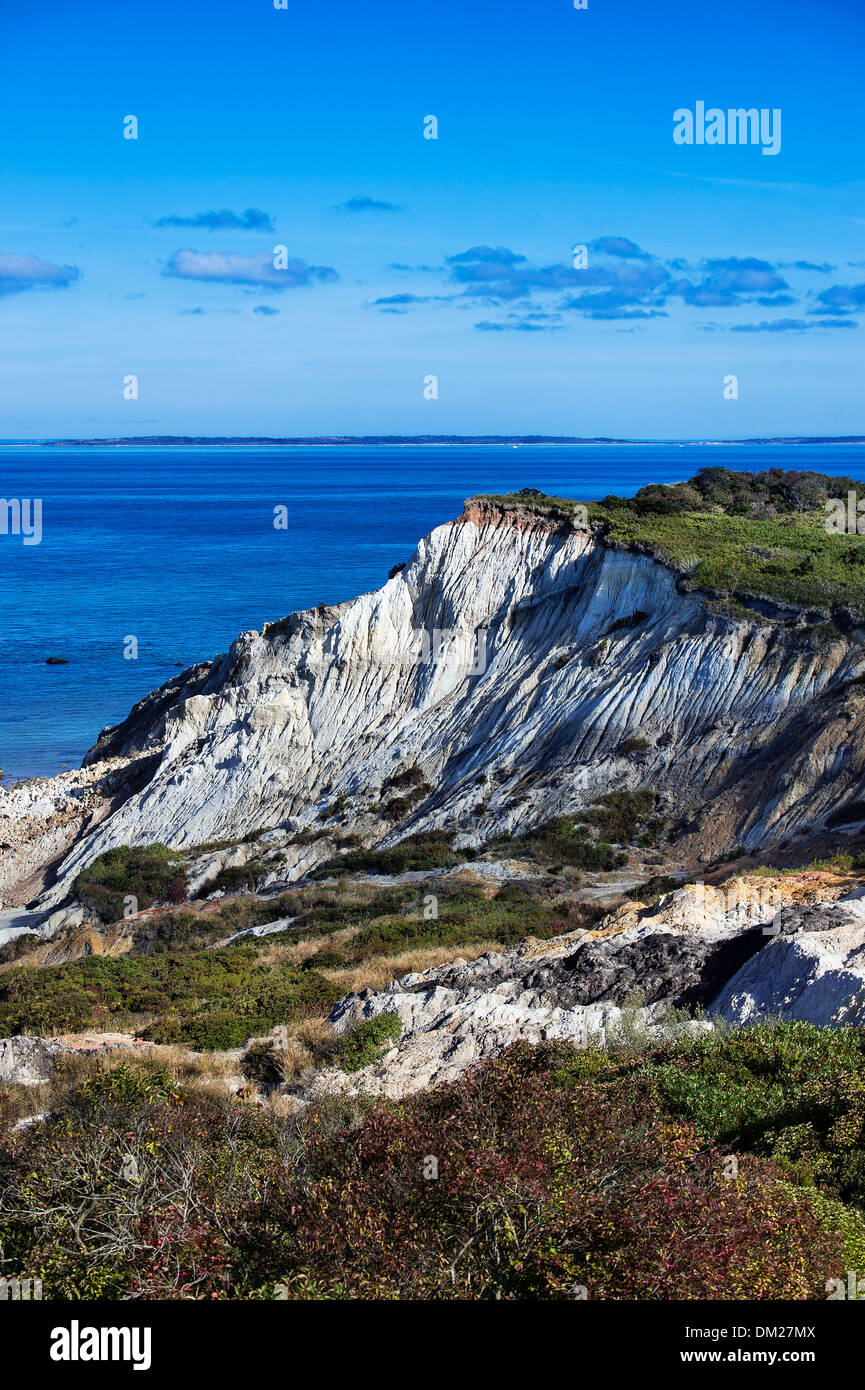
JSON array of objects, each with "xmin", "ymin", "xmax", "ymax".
[{"xmin": 3, "ymin": 434, "xmax": 865, "ymax": 448}]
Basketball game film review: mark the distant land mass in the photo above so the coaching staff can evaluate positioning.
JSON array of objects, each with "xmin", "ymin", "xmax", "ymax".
[{"xmin": 27, "ymin": 434, "xmax": 865, "ymax": 447}]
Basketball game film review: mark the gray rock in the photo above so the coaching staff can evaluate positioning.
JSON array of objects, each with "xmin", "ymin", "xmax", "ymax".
[{"xmin": 0, "ymin": 1037, "xmax": 60, "ymax": 1086}]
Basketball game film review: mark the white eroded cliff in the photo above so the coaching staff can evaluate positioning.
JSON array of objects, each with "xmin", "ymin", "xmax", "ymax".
[{"xmin": 3, "ymin": 499, "xmax": 865, "ymax": 908}]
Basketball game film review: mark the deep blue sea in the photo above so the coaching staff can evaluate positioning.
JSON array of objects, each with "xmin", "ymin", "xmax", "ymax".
[{"xmin": 2, "ymin": 442, "xmax": 865, "ymax": 781}]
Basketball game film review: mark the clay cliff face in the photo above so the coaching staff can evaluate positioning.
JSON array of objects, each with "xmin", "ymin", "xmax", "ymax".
[{"xmin": 3, "ymin": 500, "xmax": 865, "ymax": 909}]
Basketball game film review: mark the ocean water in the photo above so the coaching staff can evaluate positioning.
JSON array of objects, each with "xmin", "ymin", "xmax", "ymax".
[{"xmin": 1, "ymin": 442, "xmax": 864, "ymax": 781}]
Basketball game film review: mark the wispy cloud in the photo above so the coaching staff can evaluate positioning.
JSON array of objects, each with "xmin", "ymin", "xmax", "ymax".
[
  {"xmin": 445, "ymin": 245, "xmax": 584, "ymax": 301},
  {"xmin": 333, "ymin": 195, "xmax": 403, "ymax": 213},
  {"xmin": 374, "ymin": 235, "xmax": 865, "ymax": 335},
  {"xmin": 374, "ymin": 292, "xmax": 436, "ymax": 305},
  {"xmin": 163, "ymin": 250, "xmax": 338, "ymax": 289},
  {"xmin": 813, "ymin": 281, "xmax": 865, "ymax": 313},
  {"xmin": 0, "ymin": 251, "xmax": 81, "ymax": 297},
  {"xmin": 730, "ymin": 317, "xmax": 857, "ymax": 332},
  {"xmin": 780, "ymin": 260, "xmax": 835, "ymax": 274},
  {"xmin": 154, "ymin": 208, "xmax": 276, "ymax": 232},
  {"xmin": 588, "ymin": 236, "xmax": 651, "ymax": 261},
  {"xmin": 671, "ymin": 257, "xmax": 789, "ymax": 307},
  {"xmin": 370, "ymin": 291, "xmax": 453, "ymax": 314},
  {"xmin": 476, "ymin": 310, "xmax": 564, "ymax": 333},
  {"xmin": 663, "ymin": 170, "xmax": 818, "ymax": 194}
]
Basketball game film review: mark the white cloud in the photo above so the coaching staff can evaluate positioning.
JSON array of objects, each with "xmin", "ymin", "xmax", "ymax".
[{"xmin": 163, "ymin": 249, "xmax": 337, "ymax": 289}]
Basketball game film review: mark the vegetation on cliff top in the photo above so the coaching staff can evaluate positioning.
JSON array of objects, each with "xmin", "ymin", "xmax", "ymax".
[{"xmin": 474, "ymin": 468, "xmax": 865, "ymax": 613}]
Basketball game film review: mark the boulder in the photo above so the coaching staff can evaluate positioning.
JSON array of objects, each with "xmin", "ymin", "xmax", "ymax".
[{"xmin": 0, "ymin": 1037, "xmax": 60, "ymax": 1086}]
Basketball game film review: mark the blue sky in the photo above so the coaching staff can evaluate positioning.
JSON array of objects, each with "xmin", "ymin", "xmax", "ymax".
[{"xmin": 0, "ymin": 0, "xmax": 863, "ymax": 439}]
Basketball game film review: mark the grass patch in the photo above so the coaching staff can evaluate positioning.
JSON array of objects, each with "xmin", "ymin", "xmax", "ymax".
[
  {"xmin": 312, "ymin": 887, "xmax": 590, "ymax": 966},
  {"xmin": 490, "ymin": 815, "xmax": 627, "ymax": 871},
  {"xmin": 482, "ymin": 468, "xmax": 865, "ymax": 613},
  {"xmin": 589, "ymin": 468, "xmax": 865, "ymax": 613}
]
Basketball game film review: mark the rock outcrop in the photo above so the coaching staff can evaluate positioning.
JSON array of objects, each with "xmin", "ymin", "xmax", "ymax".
[
  {"xmin": 712, "ymin": 897, "xmax": 865, "ymax": 1026},
  {"xmin": 0, "ymin": 1032, "xmax": 157, "ymax": 1089},
  {"xmin": 303, "ymin": 879, "xmax": 865, "ymax": 1102},
  {"xmin": 0, "ymin": 1037, "xmax": 60, "ymax": 1087},
  {"xmin": 4, "ymin": 499, "xmax": 865, "ymax": 910}
]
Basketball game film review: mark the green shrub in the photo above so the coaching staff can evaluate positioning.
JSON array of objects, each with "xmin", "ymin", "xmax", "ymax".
[
  {"xmin": 616, "ymin": 1021, "xmax": 865, "ymax": 1207},
  {"xmin": 314, "ymin": 831, "xmax": 465, "ymax": 877},
  {"xmin": 209, "ymin": 861, "xmax": 268, "ymax": 895},
  {"xmin": 586, "ymin": 467, "xmax": 865, "ymax": 613},
  {"xmin": 0, "ymin": 946, "xmax": 342, "ymax": 1050},
  {"xmin": 626, "ymin": 874, "xmax": 683, "ymax": 904},
  {"xmin": 585, "ymin": 789, "xmax": 656, "ymax": 843},
  {"xmin": 78, "ymin": 1063, "xmax": 179, "ymax": 1109},
  {"xmin": 3, "ymin": 1027, "xmax": 860, "ymax": 1300},
  {"xmin": 281, "ymin": 1041, "xmax": 840, "ymax": 1298},
  {"xmin": 333, "ymin": 1012, "xmax": 402, "ymax": 1072},
  {"xmin": 74, "ymin": 844, "xmax": 187, "ymax": 923},
  {"xmin": 301, "ymin": 949, "xmax": 345, "ymax": 971},
  {"xmin": 495, "ymin": 817, "xmax": 627, "ymax": 871},
  {"xmin": 803, "ymin": 1188, "xmax": 865, "ymax": 1274}
]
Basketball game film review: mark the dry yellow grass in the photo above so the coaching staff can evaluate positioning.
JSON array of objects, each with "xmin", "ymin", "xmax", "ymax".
[
  {"xmin": 319, "ymin": 940, "xmax": 501, "ymax": 995},
  {"xmin": 258, "ymin": 925, "xmax": 360, "ymax": 969},
  {"xmin": 231, "ymin": 1017, "xmax": 336, "ymax": 1082},
  {"xmin": 34, "ymin": 1041, "xmax": 240, "ymax": 1115}
]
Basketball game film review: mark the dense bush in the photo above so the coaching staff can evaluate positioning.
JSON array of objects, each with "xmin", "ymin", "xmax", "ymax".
[
  {"xmin": 498, "ymin": 816, "xmax": 627, "ymax": 871},
  {"xmin": 74, "ymin": 844, "xmax": 188, "ymax": 923},
  {"xmin": 626, "ymin": 873, "xmax": 682, "ymax": 904},
  {"xmin": 209, "ymin": 861, "xmax": 268, "ymax": 894},
  {"xmin": 0, "ymin": 1039, "xmax": 847, "ymax": 1300},
  {"xmin": 630, "ymin": 467, "xmax": 864, "ymax": 520},
  {"xmin": 279, "ymin": 1044, "xmax": 842, "ymax": 1299},
  {"xmin": 643, "ymin": 1021, "xmax": 865, "ymax": 1206},
  {"xmin": 314, "ymin": 831, "xmax": 466, "ymax": 877},
  {"xmin": 332, "ymin": 1012, "xmax": 402, "ymax": 1072},
  {"xmin": 585, "ymin": 789, "xmax": 659, "ymax": 844},
  {"xmin": 0, "ymin": 946, "xmax": 341, "ymax": 1048}
]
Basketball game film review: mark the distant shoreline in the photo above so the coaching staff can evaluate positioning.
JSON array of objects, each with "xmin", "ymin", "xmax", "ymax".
[{"xmin": 4, "ymin": 436, "xmax": 865, "ymax": 448}]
